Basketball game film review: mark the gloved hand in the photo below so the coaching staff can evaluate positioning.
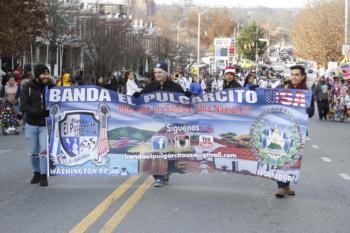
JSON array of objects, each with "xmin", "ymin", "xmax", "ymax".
[
  {"xmin": 42, "ymin": 109, "xmax": 50, "ymax": 118},
  {"xmin": 184, "ymin": 91, "xmax": 192, "ymax": 97},
  {"xmin": 306, "ymin": 107, "xmax": 314, "ymax": 118},
  {"xmin": 133, "ymin": 92, "xmax": 141, "ymax": 98},
  {"xmin": 249, "ymin": 85, "xmax": 259, "ymax": 91}
]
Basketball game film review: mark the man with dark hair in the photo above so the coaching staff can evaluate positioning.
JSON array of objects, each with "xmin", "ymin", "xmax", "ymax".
[
  {"xmin": 134, "ymin": 61, "xmax": 191, "ymax": 187},
  {"xmin": 140, "ymin": 62, "xmax": 186, "ymax": 94},
  {"xmin": 275, "ymin": 64, "xmax": 314, "ymax": 198},
  {"xmin": 20, "ymin": 64, "xmax": 54, "ymax": 186}
]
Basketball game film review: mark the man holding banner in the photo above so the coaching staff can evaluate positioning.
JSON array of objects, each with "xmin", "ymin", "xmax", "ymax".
[
  {"xmin": 134, "ymin": 61, "xmax": 191, "ymax": 187},
  {"xmin": 20, "ymin": 64, "xmax": 54, "ymax": 186},
  {"xmin": 274, "ymin": 65, "xmax": 314, "ymax": 198}
]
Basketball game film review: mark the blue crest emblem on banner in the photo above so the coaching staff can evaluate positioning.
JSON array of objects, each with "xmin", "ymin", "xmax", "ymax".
[
  {"xmin": 50, "ymin": 104, "xmax": 111, "ymax": 166},
  {"xmin": 59, "ymin": 112, "xmax": 100, "ymax": 158}
]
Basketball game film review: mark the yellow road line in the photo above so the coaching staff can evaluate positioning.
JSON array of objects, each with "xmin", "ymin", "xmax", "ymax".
[
  {"xmin": 99, "ymin": 176, "xmax": 154, "ymax": 233},
  {"xmin": 69, "ymin": 176, "xmax": 140, "ymax": 233}
]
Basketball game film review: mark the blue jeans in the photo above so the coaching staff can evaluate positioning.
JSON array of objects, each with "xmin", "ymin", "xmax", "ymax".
[{"xmin": 25, "ymin": 124, "xmax": 48, "ymax": 174}]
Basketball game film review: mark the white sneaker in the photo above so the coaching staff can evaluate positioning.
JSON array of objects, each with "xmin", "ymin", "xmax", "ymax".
[{"xmin": 154, "ymin": 179, "xmax": 164, "ymax": 187}]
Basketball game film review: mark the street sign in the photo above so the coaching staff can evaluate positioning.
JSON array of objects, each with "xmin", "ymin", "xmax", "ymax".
[
  {"xmin": 258, "ymin": 38, "xmax": 268, "ymax": 42},
  {"xmin": 214, "ymin": 38, "xmax": 235, "ymax": 47},
  {"xmin": 215, "ymin": 47, "xmax": 228, "ymax": 57},
  {"xmin": 229, "ymin": 46, "xmax": 235, "ymax": 54},
  {"xmin": 327, "ymin": 62, "xmax": 338, "ymax": 70}
]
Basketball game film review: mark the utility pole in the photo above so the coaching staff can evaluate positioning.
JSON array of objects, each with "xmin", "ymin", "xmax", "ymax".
[
  {"xmin": 197, "ymin": 9, "xmax": 210, "ymax": 65},
  {"xmin": 197, "ymin": 12, "xmax": 201, "ymax": 64},
  {"xmin": 346, "ymin": 0, "xmax": 348, "ymax": 46},
  {"xmin": 255, "ymin": 26, "xmax": 259, "ymax": 63},
  {"xmin": 176, "ymin": 18, "xmax": 187, "ymax": 68}
]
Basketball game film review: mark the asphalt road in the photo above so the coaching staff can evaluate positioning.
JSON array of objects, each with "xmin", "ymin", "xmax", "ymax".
[{"xmin": 0, "ymin": 114, "xmax": 349, "ymax": 233}]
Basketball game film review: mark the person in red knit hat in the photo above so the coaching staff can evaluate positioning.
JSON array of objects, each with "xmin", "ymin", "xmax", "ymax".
[{"xmin": 223, "ymin": 66, "xmax": 241, "ymax": 89}]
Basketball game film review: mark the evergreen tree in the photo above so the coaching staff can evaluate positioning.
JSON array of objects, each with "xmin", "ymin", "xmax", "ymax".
[{"xmin": 237, "ymin": 22, "xmax": 267, "ymax": 61}]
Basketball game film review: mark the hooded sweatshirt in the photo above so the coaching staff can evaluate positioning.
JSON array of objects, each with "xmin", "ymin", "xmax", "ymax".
[
  {"xmin": 57, "ymin": 73, "xmax": 72, "ymax": 86},
  {"xmin": 313, "ymin": 81, "xmax": 331, "ymax": 101}
]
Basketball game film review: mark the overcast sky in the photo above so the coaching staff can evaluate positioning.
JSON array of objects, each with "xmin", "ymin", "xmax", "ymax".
[{"xmin": 154, "ymin": 0, "xmax": 307, "ymax": 8}]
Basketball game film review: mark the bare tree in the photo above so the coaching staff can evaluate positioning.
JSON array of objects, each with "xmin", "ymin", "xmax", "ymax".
[
  {"xmin": 41, "ymin": 0, "xmax": 79, "ymax": 72},
  {"xmin": 0, "ymin": 0, "xmax": 44, "ymax": 58},
  {"xmin": 83, "ymin": 14, "xmax": 133, "ymax": 77}
]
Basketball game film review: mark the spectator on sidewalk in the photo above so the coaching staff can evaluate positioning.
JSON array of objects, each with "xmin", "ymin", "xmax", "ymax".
[
  {"xmin": 189, "ymin": 76, "xmax": 203, "ymax": 95},
  {"xmin": 313, "ymin": 76, "xmax": 331, "ymax": 120},
  {"xmin": 0, "ymin": 74, "xmax": 21, "ymax": 114},
  {"xmin": 125, "ymin": 71, "xmax": 142, "ymax": 96},
  {"xmin": 72, "ymin": 70, "xmax": 83, "ymax": 86},
  {"xmin": 57, "ymin": 73, "xmax": 72, "ymax": 87},
  {"xmin": 243, "ymin": 73, "xmax": 258, "ymax": 90}
]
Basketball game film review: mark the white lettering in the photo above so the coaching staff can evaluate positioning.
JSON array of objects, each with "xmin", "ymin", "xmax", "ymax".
[
  {"xmin": 73, "ymin": 88, "xmax": 85, "ymax": 101},
  {"xmin": 156, "ymin": 92, "xmax": 169, "ymax": 102},
  {"xmin": 87, "ymin": 88, "xmax": 98, "ymax": 101},
  {"xmin": 169, "ymin": 93, "xmax": 179, "ymax": 103},
  {"xmin": 235, "ymin": 90, "xmax": 245, "ymax": 103},
  {"xmin": 178, "ymin": 96, "xmax": 190, "ymax": 105},
  {"xmin": 144, "ymin": 94, "xmax": 156, "ymax": 103},
  {"xmin": 202, "ymin": 93, "xmax": 216, "ymax": 102},
  {"xmin": 246, "ymin": 91, "xmax": 257, "ymax": 103},
  {"xmin": 61, "ymin": 88, "xmax": 73, "ymax": 102},
  {"xmin": 50, "ymin": 89, "xmax": 61, "ymax": 102},
  {"xmin": 215, "ymin": 91, "xmax": 227, "ymax": 102},
  {"xmin": 99, "ymin": 89, "xmax": 111, "ymax": 102},
  {"xmin": 118, "ymin": 93, "xmax": 127, "ymax": 104}
]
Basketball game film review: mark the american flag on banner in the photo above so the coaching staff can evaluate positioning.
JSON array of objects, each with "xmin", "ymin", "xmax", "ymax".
[
  {"xmin": 264, "ymin": 89, "xmax": 306, "ymax": 107},
  {"xmin": 98, "ymin": 115, "xmax": 109, "ymax": 156}
]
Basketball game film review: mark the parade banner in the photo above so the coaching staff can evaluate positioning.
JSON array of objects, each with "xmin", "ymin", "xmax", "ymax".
[{"xmin": 46, "ymin": 86, "xmax": 312, "ymax": 183}]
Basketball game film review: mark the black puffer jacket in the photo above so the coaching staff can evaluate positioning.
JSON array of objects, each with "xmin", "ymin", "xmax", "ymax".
[
  {"xmin": 141, "ymin": 79, "xmax": 184, "ymax": 94},
  {"xmin": 223, "ymin": 79, "xmax": 242, "ymax": 89},
  {"xmin": 20, "ymin": 80, "xmax": 53, "ymax": 126}
]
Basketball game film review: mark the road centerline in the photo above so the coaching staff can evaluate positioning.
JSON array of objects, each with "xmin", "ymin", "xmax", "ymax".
[
  {"xmin": 0, "ymin": 149, "xmax": 13, "ymax": 155},
  {"xmin": 339, "ymin": 173, "xmax": 350, "ymax": 181},
  {"xmin": 99, "ymin": 176, "xmax": 154, "ymax": 233},
  {"xmin": 69, "ymin": 176, "xmax": 140, "ymax": 233},
  {"xmin": 321, "ymin": 157, "xmax": 332, "ymax": 162}
]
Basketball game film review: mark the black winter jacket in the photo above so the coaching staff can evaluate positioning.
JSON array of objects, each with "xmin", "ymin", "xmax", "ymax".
[
  {"xmin": 20, "ymin": 80, "xmax": 53, "ymax": 126},
  {"xmin": 141, "ymin": 79, "xmax": 184, "ymax": 94},
  {"xmin": 223, "ymin": 79, "xmax": 242, "ymax": 89}
]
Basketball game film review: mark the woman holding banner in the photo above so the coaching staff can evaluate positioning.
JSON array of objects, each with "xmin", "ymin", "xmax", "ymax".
[{"xmin": 275, "ymin": 65, "xmax": 314, "ymax": 198}]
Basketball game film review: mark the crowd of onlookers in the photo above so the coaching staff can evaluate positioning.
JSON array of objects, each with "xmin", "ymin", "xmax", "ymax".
[{"xmin": 312, "ymin": 75, "xmax": 350, "ymax": 121}]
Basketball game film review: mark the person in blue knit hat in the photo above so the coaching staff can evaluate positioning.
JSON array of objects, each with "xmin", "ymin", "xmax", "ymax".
[
  {"xmin": 134, "ymin": 61, "xmax": 191, "ymax": 187},
  {"xmin": 20, "ymin": 64, "xmax": 54, "ymax": 186}
]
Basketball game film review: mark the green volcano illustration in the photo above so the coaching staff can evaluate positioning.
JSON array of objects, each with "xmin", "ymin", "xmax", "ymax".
[{"xmin": 108, "ymin": 127, "xmax": 155, "ymax": 153}]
